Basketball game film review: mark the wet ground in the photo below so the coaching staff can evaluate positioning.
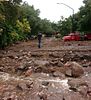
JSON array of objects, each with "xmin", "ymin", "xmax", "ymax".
[{"xmin": 0, "ymin": 37, "xmax": 91, "ymax": 100}]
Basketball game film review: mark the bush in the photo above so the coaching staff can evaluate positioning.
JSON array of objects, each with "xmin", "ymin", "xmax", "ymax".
[{"xmin": 8, "ymin": 30, "xmax": 19, "ymax": 42}]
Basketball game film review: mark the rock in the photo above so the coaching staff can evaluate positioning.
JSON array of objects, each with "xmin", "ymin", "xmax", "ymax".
[
  {"xmin": 18, "ymin": 56, "xmax": 23, "ymax": 61},
  {"xmin": 88, "ymin": 96, "xmax": 91, "ymax": 100},
  {"xmin": 57, "ymin": 61, "xmax": 64, "ymax": 67},
  {"xmin": 50, "ymin": 60, "xmax": 58, "ymax": 66},
  {"xmin": 16, "ymin": 63, "xmax": 29, "ymax": 72},
  {"xmin": 34, "ymin": 60, "xmax": 49, "ymax": 67},
  {"xmin": 16, "ymin": 83, "xmax": 27, "ymax": 91},
  {"xmin": 49, "ymin": 58, "xmax": 59, "ymax": 66},
  {"xmin": 60, "ymin": 58, "xmax": 64, "ymax": 61},
  {"xmin": 82, "ymin": 64, "xmax": 89, "ymax": 67},
  {"xmin": 14, "ymin": 56, "xmax": 18, "ymax": 59},
  {"xmin": 38, "ymin": 92, "xmax": 47, "ymax": 100},
  {"xmin": 26, "ymin": 82, "xmax": 33, "ymax": 89},
  {"xmin": 42, "ymin": 81, "xmax": 49, "ymax": 86},
  {"xmin": 78, "ymin": 86, "xmax": 88, "ymax": 97},
  {"xmin": 87, "ymin": 87, "xmax": 91, "ymax": 96},
  {"xmin": 8, "ymin": 55, "xmax": 15, "ymax": 59},
  {"xmin": 47, "ymin": 93, "xmax": 64, "ymax": 100},
  {"xmin": 83, "ymin": 54, "xmax": 91, "ymax": 60},
  {"xmin": 25, "ymin": 69, "xmax": 33, "ymax": 76},
  {"xmin": 34, "ymin": 67, "xmax": 43, "ymax": 73},
  {"xmin": 16, "ymin": 65, "xmax": 27, "ymax": 71},
  {"xmin": 65, "ymin": 69, "xmax": 72, "ymax": 77},
  {"xmin": 49, "ymin": 52, "xmax": 60, "ymax": 58},
  {"xmin": 53, "ymin": 71, "xmax": 65, "ymax": 78},
  {"xmin": 64, "ymin": 62, "xmax": 84, "ymax": 77},
  {"xmin": 33, "ymin": 60, "xmax": 50, "ymax": 73},
  {"xmin": 0, "ymin": 54, "xmax": 4, "ymax": 58},
  {"xmin": 64, "ymin": 92, "xmax": 86, "ymax": 100},
  {"xmin": 16, "ymin": 82, "xmax": 33, "ymax": 91},
  {"xmin": 31, "ymin": 52, "xmax": 43, "ymax": 57},
  {"xmin": 68, "ymin": 79, "xmax": 87, "ymax": 91}
]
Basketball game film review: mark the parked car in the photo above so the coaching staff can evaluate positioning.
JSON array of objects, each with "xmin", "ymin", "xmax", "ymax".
[
  {"xmin": 62, "ymin": 33, "xmax": 80, "ymax": 41},
  {"xmin": 84, "ymin": 33, "xmax": 91, "ymax": 40}
]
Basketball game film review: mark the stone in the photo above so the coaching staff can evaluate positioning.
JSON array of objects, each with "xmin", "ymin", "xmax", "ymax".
[
  {"xmin": 87, "ymin": 87, "xmax": 91, "ymax": 96},
  {"xmin": 34, "ymin": 60, "xmax": 49, "ymax": 67},
  {"xmin": 31, "ymin": 52, "xmax": 43, "ymax": 57},
  {"xmin": 64, "ymin": 92, "xmax": 86, "ymax": 100},
  {"xmin": 34, "ymin": 67, "xmax": 43, "ymax": 73},
  {"xmin": 57, "ymin": 61, "xmax": 64, "ymax": 67},
  {"xmin": 16, "ymin": 83, "xmax": 27, "ymax": 91},
  {"xmin": 25, "ymin": 69, "xmax": 33, "ymax": 76},
  {"xmin": 16, "ymin": 63, "xmax": 30, "ymax": 72},
  {"xmin": 49, "ymin": 52, "xmax": 60, "ymax": 58},
  {"xmin": 65, "ymin": 69, "xmax": 72, "ymax": 77},
  {"xmin": 68, "ymin": 79, "xmax": 87, "ymax": 91},
  {"xmin": 53, "ymin": 71, "xmax": 65, "ymax": 78},
  {"xmin": 8, "ymin": 55, "xmax": 15, "ymax": 59},
  {"xmin": 42, "ymin": 81, "xmax": 49, "ymax": 86},
  {"xmin": 64, "ymin": 62, "xmax": 84, "ymax": 77},
  {"xmin": 38, "ymin": 92, "xmax": 47, "ymax": 100},
  {"xmin": 16, "ymin": 82, "xmax": 33, "ymax": 91},
  {"xmin": 82, "ymin": 64, "xmax": 89, "ymax": 67},
  {"xmin": 47, "ymin": 93, "xmax": 63, "ymax": 100},
  {"xmin": 50, "ymin": 61, "xmax": 58, "ymax": 66},
  {"xmin": 78, "ymin": 86, "xmax": 88, "ymax": 97}
]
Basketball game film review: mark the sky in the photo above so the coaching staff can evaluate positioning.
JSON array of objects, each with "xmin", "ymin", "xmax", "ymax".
[{"xmin": 22, "ymin": 0, "xmax": 84, "ymax": 22}]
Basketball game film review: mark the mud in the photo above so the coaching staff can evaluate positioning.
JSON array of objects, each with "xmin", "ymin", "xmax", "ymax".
[{"xmin": 0, "ymin": 38, "xmax": 91, "ymax": 100}]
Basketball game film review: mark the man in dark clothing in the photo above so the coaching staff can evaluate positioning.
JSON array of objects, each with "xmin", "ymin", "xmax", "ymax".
[{"xmin": 38, "ymin": 32, "xmax": 42, "ymax": 48}]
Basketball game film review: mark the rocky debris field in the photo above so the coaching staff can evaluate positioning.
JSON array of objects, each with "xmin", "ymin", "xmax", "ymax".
[{"xmin": 0, "ymin": 38, "xmax": 91, "ymax": 100}]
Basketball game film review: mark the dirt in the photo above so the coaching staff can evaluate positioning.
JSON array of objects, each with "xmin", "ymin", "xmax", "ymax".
[{"xmin": 0, "ymin": 37, "xmax": 91, "ymax": 100}]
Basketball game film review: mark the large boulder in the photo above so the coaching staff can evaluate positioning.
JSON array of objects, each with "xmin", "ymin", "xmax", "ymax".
[{"xmin": 64, "ymin": 62, "xmax": 84, "ymax": 77}]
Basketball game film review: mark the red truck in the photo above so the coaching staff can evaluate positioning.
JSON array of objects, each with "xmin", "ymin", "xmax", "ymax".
[
  {"xmin": 84, "ymin": 33, "xmax": 91, "ymax": 40},
  {"xmin": 63, "ymin": 32, "xmax": 80, "ymax": 41}
]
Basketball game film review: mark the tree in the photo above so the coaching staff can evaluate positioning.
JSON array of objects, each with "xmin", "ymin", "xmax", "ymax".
[
  {"xmin": 0, "ymin": 0, "xmax": 22, "ymax": 49},
  {"xmin": 20, "ymin": 3, "xmax": 40, "ymax": 35},
  {"xmin": 41, "ymin": 19, "xmax": 54, "ymax": 33},
  {"xmin": 57, "ymin": 17, "xmax": 72, "ymax": 36},
  {"xmin": 78, "ymin": 0, "xmax": 91, "ymax": 32}
]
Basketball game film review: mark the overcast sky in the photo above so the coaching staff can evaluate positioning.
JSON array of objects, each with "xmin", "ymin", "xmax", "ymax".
[{"xmin": 22, "ymin": 0, "xmax": 84, "ymax": 22}]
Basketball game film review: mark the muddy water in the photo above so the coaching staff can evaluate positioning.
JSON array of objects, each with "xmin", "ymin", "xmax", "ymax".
[
  {"xmin": 0, "ymin": 72, "xmax": 70, "ymax": 94},
  {"xmin": 28, "ymin": 73, "xmax": 70, "ymax": 94}
]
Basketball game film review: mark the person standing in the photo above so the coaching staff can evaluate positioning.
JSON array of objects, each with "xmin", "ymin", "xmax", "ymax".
[{"xmin": 38, "ymin": 32, "xmax": 42, "ymax": 48}]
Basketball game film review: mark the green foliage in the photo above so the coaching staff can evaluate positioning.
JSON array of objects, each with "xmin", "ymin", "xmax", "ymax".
[
  {"xmin": 57, "ymin": 17, "xmax": 72, "ymax": 36},
  {"xmin": 22, "ymin": 18, "xmax": 31, "ymax": 33},
  {"xmin": 12, "ymin": 0, "xmax": 22, "ymax": 4},
  {"xmin": 40, "ymin": 19, "xmax": 54, "ymax": 33},
  {"xmin": 0, "ymin": 0, "xmax": 31, "ymax": 49},
  {"xmin": 20, "ymin": 3, "xmax": 41, "ymax": 35},
  {"xmin": 15, "ymin": 19, "xmax": 31, "ymax": 39},
  {"xmin": 76, "ymin": 0, "xmax": 91, "ymax": 32},
  {"xmin": 8, "ymin": 30, "xmax": 19, "ymax": 42},
  {"xmin": 0, "ymin": 1, "xmax": 21, "ymax": 25}
]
